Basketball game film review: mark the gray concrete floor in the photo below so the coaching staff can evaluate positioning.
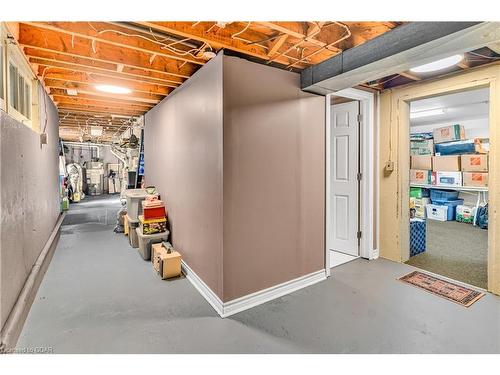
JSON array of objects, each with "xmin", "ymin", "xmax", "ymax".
[{"xmin": 16, "ymin": 195, "xmax": 500, "ymax": 353}]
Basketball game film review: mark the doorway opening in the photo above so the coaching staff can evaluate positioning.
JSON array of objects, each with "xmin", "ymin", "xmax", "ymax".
[
  {"xmin": 406, "ymin": 87, "xmax": 489, "ymax": 289},
  {"xmin": 325, "ymin": 88, "xmax": 377, "ymax": 274}
]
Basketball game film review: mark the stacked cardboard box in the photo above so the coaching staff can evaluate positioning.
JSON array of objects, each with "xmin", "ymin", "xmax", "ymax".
[
  {"xmin": 139, "ymin": 197, "xmax": 168, "ymax": 235},
  {"xmin": 461, "ymin": 154, "xmax": 488, "ymax": 187}
]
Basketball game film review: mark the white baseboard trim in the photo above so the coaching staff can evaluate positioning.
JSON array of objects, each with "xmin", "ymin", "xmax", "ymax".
[
  {"xmin": 181, "ymin": 260, "xmax": 326, "ymax": 318},
  {"xmin": 180, "ymin": 260, "xmax": 224, "ymax": 316},
  {"xmin": 222, "ymin": 269, "xmax": 326, "ymax": 317}
]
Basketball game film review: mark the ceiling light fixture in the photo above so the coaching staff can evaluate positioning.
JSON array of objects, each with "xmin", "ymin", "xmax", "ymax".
[
  {"xmin": 410, "ymin": 108, "xmax": 446, "ymax": 119},
  {"xmin": 202, "ymin": 50, "xmax": 217, "ymax": 59},
  {"xmin": 95, "ymin": 84, "xmax": 132, "ymax": 94},
  {"xmin": 410, "ymin": 55, "xmax": 463, "ymax": 73}
]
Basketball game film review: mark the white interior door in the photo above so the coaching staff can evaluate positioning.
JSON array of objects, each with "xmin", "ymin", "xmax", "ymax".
[{"xmin": 330, "ymin": 101, "xmax": 359, "ymax": 256}]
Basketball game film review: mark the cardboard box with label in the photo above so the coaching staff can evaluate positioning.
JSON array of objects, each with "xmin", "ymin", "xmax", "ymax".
[
  {"xmin": 414, "ymin": 198, "xmax": 431, "ymax": 219},
  {"xmin": 432, "ymin": 155, "xmax": 461, "ymax": 171},
  {"xmin": 152, "ymin": 243, "xmax": 182, "ymax": 279},
  {"xmin": 411, "ymin": 155, "xmax": 432, "ymax": 170},
  {"xmin": 410, "ymin": 139, "xmax": 434, "ymax": 156},
  {"xmin": 431, "ymin": 171, "xmax": 462, "ymax": 187},
  {"xmin": 433, "ymin": 124, "xmax": 465, "ymax": 144},
  {"xmin": 462, "ymin": 172, "xmax": 488, "ymax": 187},
  {"xmin": 410, "ymin": 169, "xmax": 432, "ymax": 185},
  {"xmin": 461, "ymin": 154, "xmax": 488, "ymax": 172}
]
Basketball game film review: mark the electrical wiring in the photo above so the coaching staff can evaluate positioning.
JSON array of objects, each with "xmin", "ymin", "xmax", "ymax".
[
  {"xmin": 286, "ymin": 22, "xmax": 351, "ymax": 69},
  {"xmin": 85, "ymin": 22, "xmax": 208, "ymax": 60},
  {"xmin": 231, "ymin": 21, "xmax": 251, "ymax": 39}
]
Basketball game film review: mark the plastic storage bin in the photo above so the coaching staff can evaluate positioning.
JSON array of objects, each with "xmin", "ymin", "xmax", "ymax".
[
  {"xmin": 127, "ymin": 214, "xmax": 140, "ymax": 248},
  {"xmin": 432, "ymin": 199, "xmax": 464, "ymax": 221},
  {"xmin": 410, "ymin": 218, "xmax": 426, "ymax": 256},
  {"xmin": 125, "ymin": 189, "xmax": 148, "ymax": 221},
  {"xmin": 426, "ymin": 204, "xmax": 448, "ymax": 221},
  {"xmin": 135, "ymin": 227, "xmax": 170, "ymax": 260},
  {"xmin": 430, "ymin": 189, "xmax": 459, "ymax": 202}
]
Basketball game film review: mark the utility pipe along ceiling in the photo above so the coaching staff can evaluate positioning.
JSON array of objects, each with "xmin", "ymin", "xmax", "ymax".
[{"xmin": 12, "ymin": 21, "xmax": 404, "ymax": 142}]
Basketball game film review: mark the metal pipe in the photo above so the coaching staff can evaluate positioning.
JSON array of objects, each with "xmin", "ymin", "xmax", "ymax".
[{"xmin": 63, "ymin": 141, "xmax": 111, "ymax": 148}]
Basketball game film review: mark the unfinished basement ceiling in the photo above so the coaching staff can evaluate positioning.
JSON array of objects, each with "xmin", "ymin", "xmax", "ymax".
[{"xmin": 14, "ymin": 21, "xmax": 402, "ymax": 142}]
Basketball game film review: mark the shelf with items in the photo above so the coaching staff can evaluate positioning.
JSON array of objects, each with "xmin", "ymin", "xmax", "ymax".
[{"xmin": 409, "ymin": 183, "xmax": 488, "ymax": 193}]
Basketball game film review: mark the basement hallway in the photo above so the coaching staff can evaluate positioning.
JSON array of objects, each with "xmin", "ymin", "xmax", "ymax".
[{"xmin": 15, "ymin": 196, "xmax": 500, "ymax": 354}]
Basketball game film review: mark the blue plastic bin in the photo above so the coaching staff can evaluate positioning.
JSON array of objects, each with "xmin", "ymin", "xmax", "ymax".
[
  {"xmin": 432, "ymin": 198, "xmax": 464, "ymax": 221},
  {"xmin": 430, "ymin": 189, "xmax": 459, "ymax": 202}
]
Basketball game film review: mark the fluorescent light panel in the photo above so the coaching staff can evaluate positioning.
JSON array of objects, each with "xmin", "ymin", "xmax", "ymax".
[
  {"xmin": 95, "ymin": 84, "xmax": 132, "ymax": 94},
  {"xmin": 410, "ymin": 55, "xmax": 463, "ymax": 73},
  {"xmin": 410, "ymin": 108, "xmax": 446, "ymax": 119}
]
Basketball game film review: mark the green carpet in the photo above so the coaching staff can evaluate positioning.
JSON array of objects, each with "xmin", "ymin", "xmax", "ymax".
[{"xmin": 406, "ymin": 219, "xmax": 488, "ymax": 289}]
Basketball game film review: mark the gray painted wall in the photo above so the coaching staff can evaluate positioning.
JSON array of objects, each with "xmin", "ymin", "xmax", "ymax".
[
  {"xmin": 0, "ymin": 87, "xmax": 60, "ymax": 330},
  {"xmin": 144, "ymin": 53, "xmax": 224, "ymax": 298},
  {"xmin": 222, "ymin": 56, "xmax": 325, "ymax": 301}
]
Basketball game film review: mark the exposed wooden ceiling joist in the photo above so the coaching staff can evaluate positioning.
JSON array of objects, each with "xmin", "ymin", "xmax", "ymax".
[
  {"xmin": 42, "ymin": 71, "xmax": 170, "ymax": 96},
  {"xmin": 18, "ymin": 24, "xmax": 196, "ymax": 79},
  {"xmin": 133, "ymin": 21, "xmax": 310, "ymax": 68},
  {"xmin": 43, "ymin": 80, "xmax": 164, "ymax": 104},
  {"xmin": 21, "ymin": 22, "xmax": 207, "ymax": 66},
  {"xmin": 14, "ymin": 21, "xmax": 404, "ymax": 141},
  {"xmin": 26, "ymin": 54, "xmax": 184, "ymax": 86}
]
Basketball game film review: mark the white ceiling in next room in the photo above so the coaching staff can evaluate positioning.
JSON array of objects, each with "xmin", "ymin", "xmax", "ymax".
[{"xmin": 410, "ymin": 87, "xmax": 489, "ymax": 127}]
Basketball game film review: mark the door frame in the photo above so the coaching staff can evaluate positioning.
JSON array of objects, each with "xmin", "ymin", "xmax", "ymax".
[{"xmin": 325, "ymin": 88, "xmax": 378, "ymax": 276}]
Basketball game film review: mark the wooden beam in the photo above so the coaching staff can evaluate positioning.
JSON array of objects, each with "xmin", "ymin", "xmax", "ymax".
[
  {"xmin": 22, "ymin": 22, "xmax": 206, "ymax": 66},
  {"xmin": 26, "ymin": 53, "xmax": 183, "ymax": 86},
  {"xmin": 135, "ymin": 22, "xmax": 308, "ymax": 68},
  {"xmin": 267, "ymin": 34, "xmax": 288, "ymax": 56},
  {"xmin": 53, "ymin": 95, "xmax": 154, "ymax": 111},
  {"xmin": 32, "ymin": 59, "xmax": 177, "ymax": 88},
  {"xmin": 18, "ymin": 24, "xmax": 196, "ymax": 79},
  {"xmin": 57, "ymin": 105, "xmax": 144, "ymax": 116},
  {"xmin": 41, "ymin": 71, "xmax": 170, "ymax": 95},
  {"xmin": 43, "ymin": 79, "xmax": 164, "ymax": 104},
  {"xmin": 399, "ymin": 71, "xmax": 422, "ymax": 81},
  {"xmin": 49, "ymin": 88, "xmax": 155, "ymax": 107},
  {"xmin": 257, "ymin": 21, "xmax": 340, "ymax": 52}
]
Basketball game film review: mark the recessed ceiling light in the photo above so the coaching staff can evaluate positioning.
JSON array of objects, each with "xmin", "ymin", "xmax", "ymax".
[
  {"xmin": 410, "ymin": 108, "xmax": 446, "ymax": 119},
  {"xmin": 95, "ymin": 84, "xmax": 132, "ymax": 94},
  {"xmin": 410, "ymin": 55, "xmax": 463, "ymax": 73}
]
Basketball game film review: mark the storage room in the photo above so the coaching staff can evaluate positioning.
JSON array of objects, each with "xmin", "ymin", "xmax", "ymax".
[{"xmin": 407, "ymin": 87, "xmax": 489, "ymax": 288}]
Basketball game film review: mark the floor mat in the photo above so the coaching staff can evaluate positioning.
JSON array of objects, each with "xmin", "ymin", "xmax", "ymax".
[{"xmin": 399, "ymin": 271, "xmax": 485, "ymax": 307}]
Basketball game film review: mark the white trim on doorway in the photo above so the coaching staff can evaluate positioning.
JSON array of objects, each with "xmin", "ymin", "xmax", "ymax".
[{"xmin": 325, "ymin": 88, "xmax": 378, "ymax": 275}]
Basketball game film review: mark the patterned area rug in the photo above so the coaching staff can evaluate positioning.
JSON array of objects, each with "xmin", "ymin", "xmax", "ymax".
[{"xmin": 399, "ymin": 271, "xmax": 485, "ymax": 307}]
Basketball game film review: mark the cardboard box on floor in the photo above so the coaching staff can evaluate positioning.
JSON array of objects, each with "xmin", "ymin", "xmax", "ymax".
[
  {"xmin": 411, "ymin": 155, "xmax": 432, "ymax": 170},
  {"xmin": 433, "ymin": 124, "xmax": 465, "ymax": 144},
  {"xmin": 463, "ymin": 172, "xmax": 489, "ymax": 187},
  {"xmin": 152, "ymin": 243, "xmax": 182, "ymax": 279},
  {"xmin": 461, "ymin": 154, "xmax": 488, "ymax": 172},
  {"xmin": 432, "ymin": 155, "xmax": 461, "ymax": 171}
]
